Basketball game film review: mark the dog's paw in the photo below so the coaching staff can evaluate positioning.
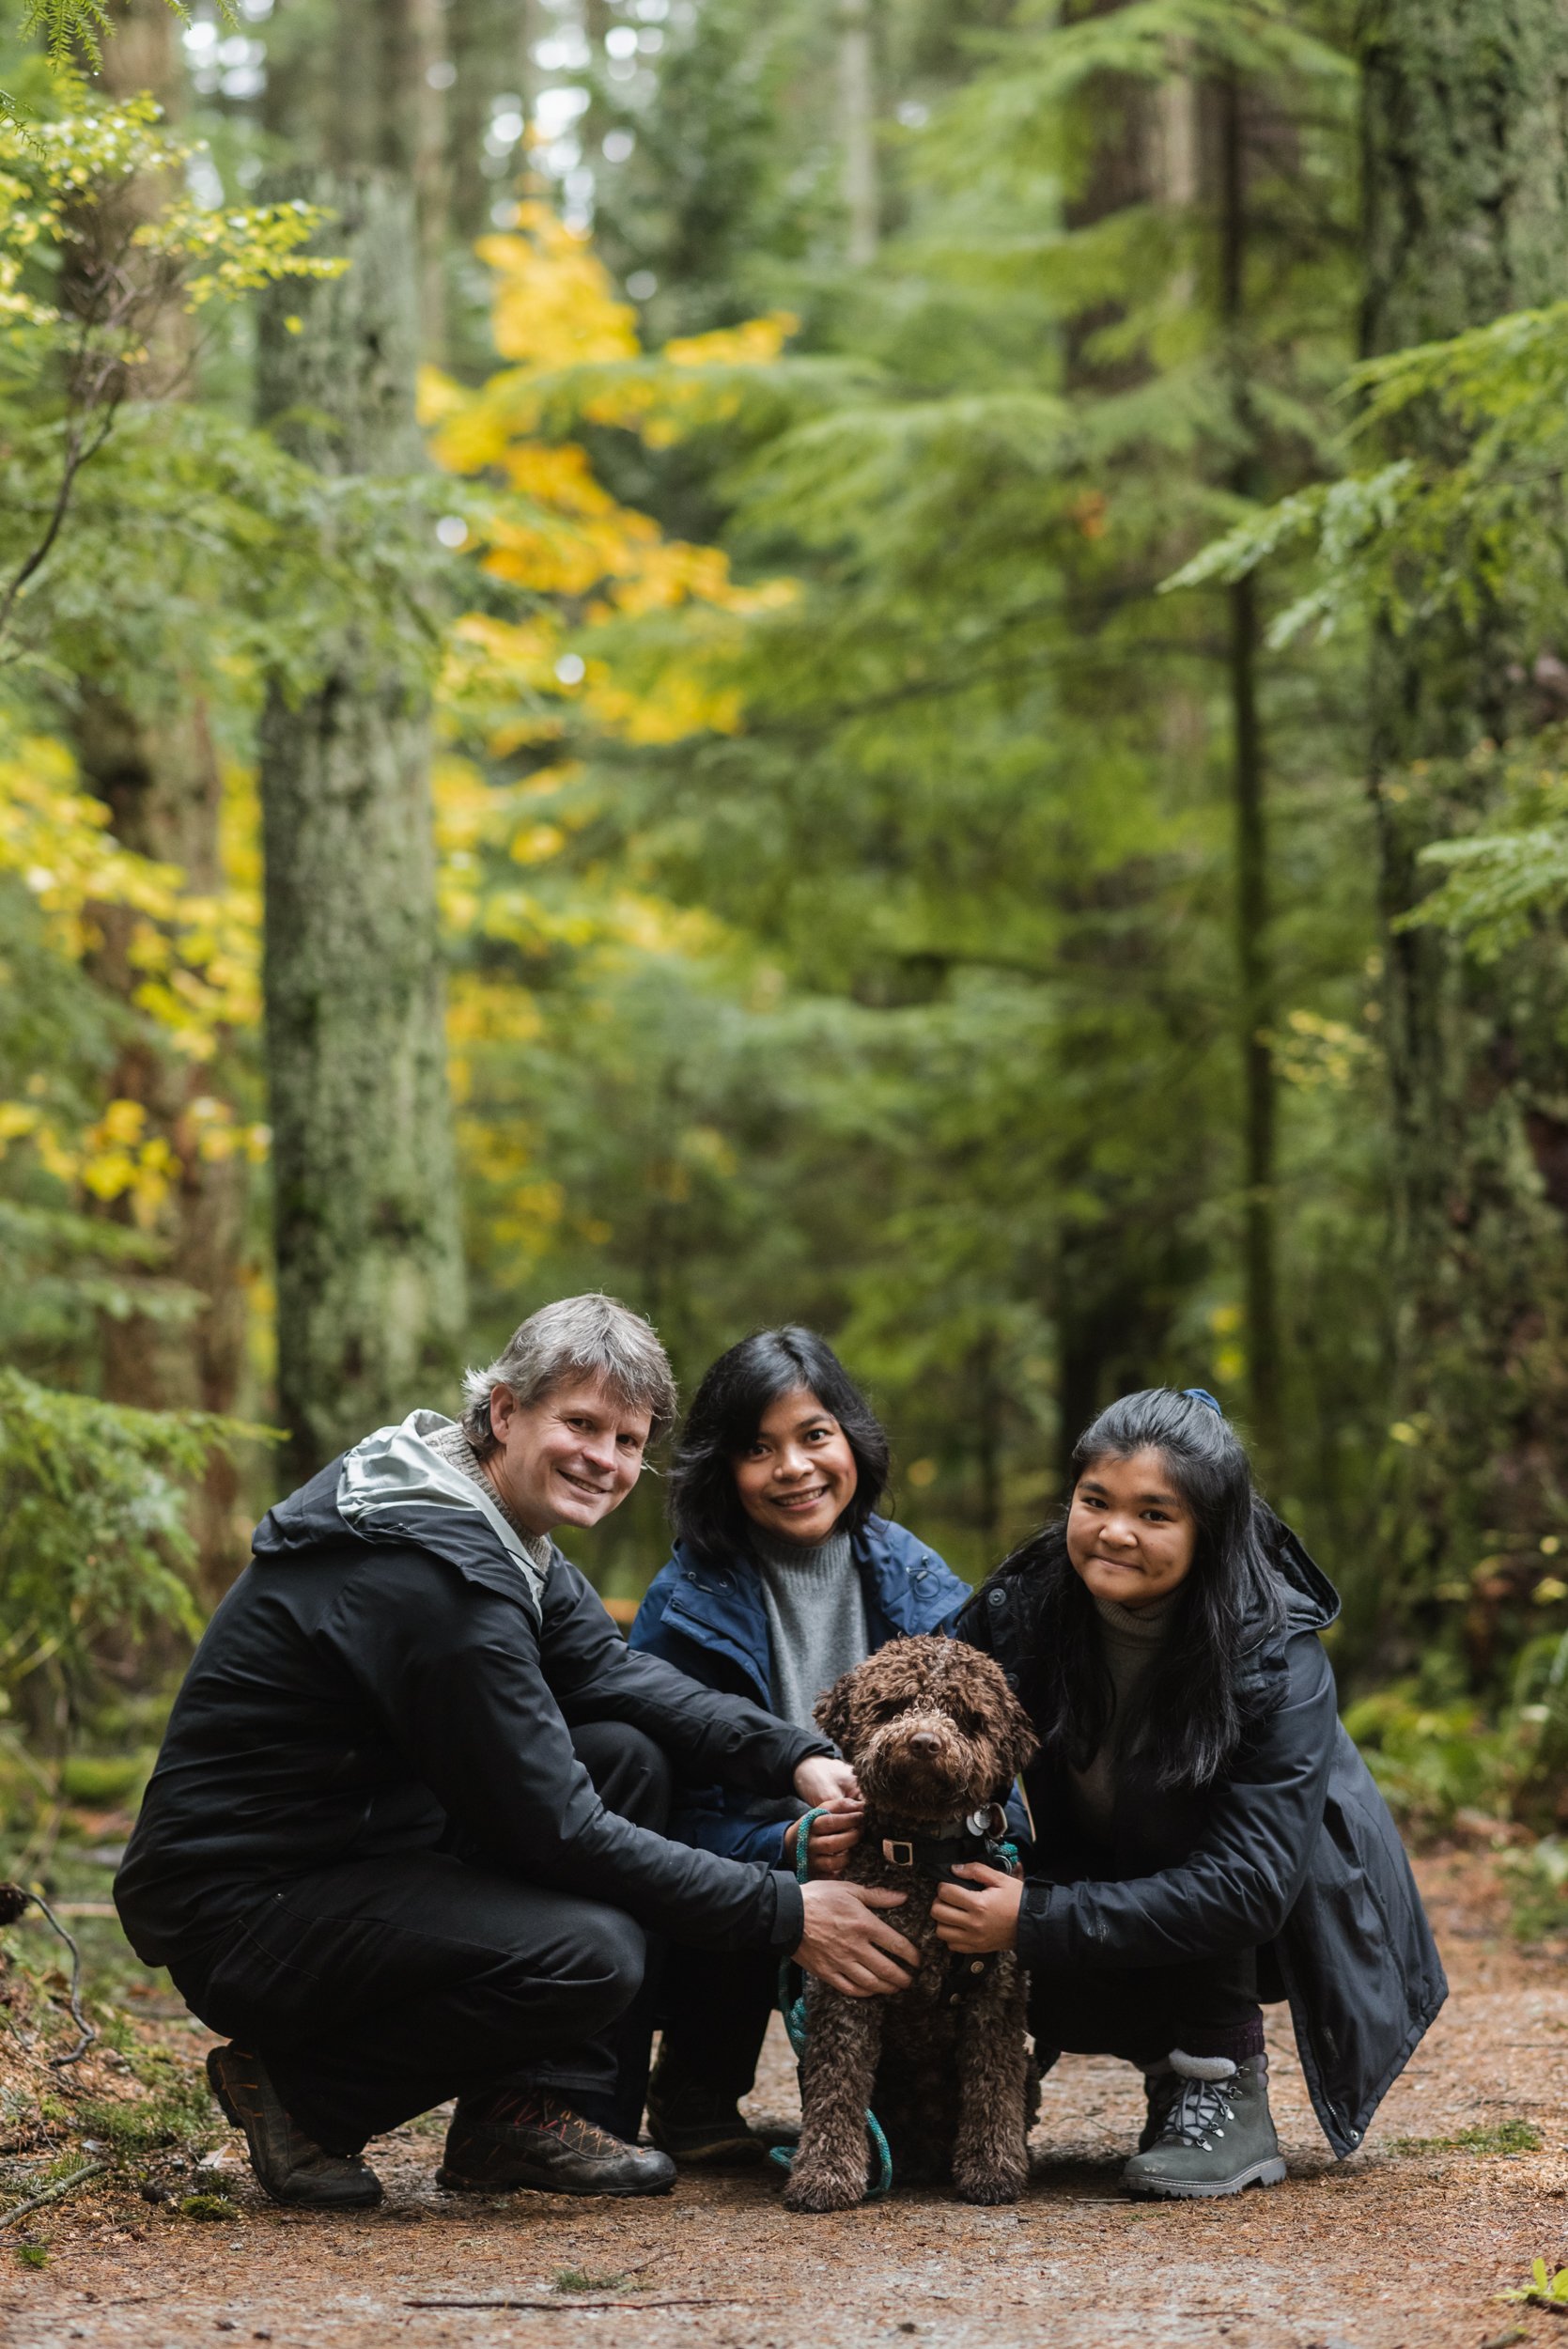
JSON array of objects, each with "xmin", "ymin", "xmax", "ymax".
[
  {"xmin": 952, "ymin": 2158, "xmax": 1027, "ymax": 2206},
  {"xmin": 782, "ymin": 2162, "xmax": 869, "ymax": 2215}
]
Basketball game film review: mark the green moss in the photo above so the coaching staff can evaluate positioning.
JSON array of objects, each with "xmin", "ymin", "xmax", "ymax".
[
  {"xmin": 179, "ymin": 2193, "xmax": 237, "ymax": 2221},
  {"xmin": 14, "ymin": 2242, "xmax": 48, "ymax": 2268},
  {"xmin": 1389, "ymin": 2118, "xmax": 1541, "ymax": 2157}
]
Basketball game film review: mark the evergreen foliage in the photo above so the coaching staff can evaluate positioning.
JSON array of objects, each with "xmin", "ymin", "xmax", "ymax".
[
  {"xmin": 3, "ymin": 0, "xmax": 1568, "ymax": 1840},
  {"xmin": 0, "ymin": 1366, "xmax": 248, "ymax": 1703}
]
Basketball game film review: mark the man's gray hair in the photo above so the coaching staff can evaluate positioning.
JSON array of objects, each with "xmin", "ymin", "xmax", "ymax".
[{"xmin": 460, "ymin": 1294, "xmax": 678, "ymax": 1456}]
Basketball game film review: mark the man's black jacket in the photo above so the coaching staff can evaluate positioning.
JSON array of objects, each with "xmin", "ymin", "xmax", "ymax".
[
  {"xmin": 116, "ymin": 1448, "xmax": 831, "ymax": 1967},
  {"xmin": 958, "ymin": 1517, "xmax": 1447, "ymax": 2159}
]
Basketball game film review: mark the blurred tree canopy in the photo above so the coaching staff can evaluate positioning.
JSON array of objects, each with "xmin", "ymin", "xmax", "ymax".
[{"xmin": 5, "ymin": 0, "xmax": 1568, "ymax": 1815}]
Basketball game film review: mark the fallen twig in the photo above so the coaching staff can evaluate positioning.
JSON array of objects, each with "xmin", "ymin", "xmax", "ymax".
[
  {"xmin": 0, "ymin": 2160, "xmax": 107, "ymax": 2228},
  {"xmin": 405, "ymin": 2298, "xmax": 745, "ymax": 2312},
  {"xmin": 0, "ymin": 1882, "xmax": 99, "ymax": 2064}
]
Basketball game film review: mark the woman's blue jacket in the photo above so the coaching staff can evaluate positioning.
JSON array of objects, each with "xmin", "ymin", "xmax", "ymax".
[{"xmin": 630, "ymin": 1516, "xmax": 971, "ymax": 1866}]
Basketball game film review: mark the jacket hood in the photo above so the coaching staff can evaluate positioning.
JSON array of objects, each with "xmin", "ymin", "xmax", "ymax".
[
  {"xmin": 1257, "ymin": 1505, "xmax": 1340, "ymax": 1641},
  {"xmin": 252, "ymin": 1410, "xmax": 548, "ymax": 1620}
]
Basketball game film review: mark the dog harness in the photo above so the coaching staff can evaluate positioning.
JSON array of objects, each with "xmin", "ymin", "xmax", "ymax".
[{"xmin": 874, "ymin": 1802, "xmax": 1019, "ymax": 2010}]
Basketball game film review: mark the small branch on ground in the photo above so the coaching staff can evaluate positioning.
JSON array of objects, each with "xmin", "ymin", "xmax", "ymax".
[
  {"xmin": 0, "ymin": 2161, "xmax": 108, "ymax": 2228},
  {"xmin": 406, "ymin": 2299, "xmax": 747, "ymax": 2312}
]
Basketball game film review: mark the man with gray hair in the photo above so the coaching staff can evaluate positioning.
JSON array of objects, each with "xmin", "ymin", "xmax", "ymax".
[{"xmin": 116, "ymin": 1295, "xmax": 916, "ymax": 2211}]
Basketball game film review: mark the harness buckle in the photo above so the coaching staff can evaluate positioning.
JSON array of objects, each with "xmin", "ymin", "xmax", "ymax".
[{"xmin": 881, "ymin": 1839, "xmax": 915, "ymax": 1869}]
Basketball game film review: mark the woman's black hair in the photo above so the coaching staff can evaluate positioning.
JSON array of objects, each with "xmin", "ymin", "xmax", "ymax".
[
  {"xmin": 668, "ymin": 1327, "xmax": 891, "ymax": 1564},
  {"xmin": 989, "ymin": 1387, "xmax": 1284, "ymax": 1792}
]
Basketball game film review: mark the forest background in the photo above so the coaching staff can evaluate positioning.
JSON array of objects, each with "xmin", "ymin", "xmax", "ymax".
[{"xmin": 5, "ymin": 0, "xmax": 1568, "ymax": 1874}]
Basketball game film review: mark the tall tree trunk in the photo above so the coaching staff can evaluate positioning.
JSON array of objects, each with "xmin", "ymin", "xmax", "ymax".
[
  {"xmin": 1218, "ymin": 63, "xmax": 1281, "ymax": 1472},
  {"xmin": 839, "ymin": 0, "xmax": 878, "ymax": 267},
  {"xmin": 266, "ymin": 0, "xmax": 451, "ymax": 357},
  {"xmin": 256, "ymin": 171, "xmax": 465, "ymax": 1482},
  {"xmin": 74, "ymin": 0, "xmax": 251, "ymax": 1592},
  {"xmin": 1359, "ymin": 1, "xmax": 1568, "ymax": 1598},
  {"xmin": 75, "ymin": 698, "xmax": 252, "ymax": 1592}
]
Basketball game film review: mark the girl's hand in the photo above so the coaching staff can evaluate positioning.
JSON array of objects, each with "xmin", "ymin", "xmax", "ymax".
[
  {"xmin": 931, "ymin": 1861, "xmax": 1023, "ymax": 1953},
  {"xmin": 784, "ymin": 1798, "xmax": 863, "ymax": 1879}
]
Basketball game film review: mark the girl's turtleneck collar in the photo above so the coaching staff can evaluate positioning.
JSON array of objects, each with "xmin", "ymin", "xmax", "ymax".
[{"xmin": 1090, "ymin": 1585, "xmax": 1183, "ymax": 1643}]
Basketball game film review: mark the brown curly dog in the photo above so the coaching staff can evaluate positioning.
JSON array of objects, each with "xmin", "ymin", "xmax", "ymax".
[{"xmin": 782, "ymin": 1634, "xmax": 1038, "ymax": 2213}]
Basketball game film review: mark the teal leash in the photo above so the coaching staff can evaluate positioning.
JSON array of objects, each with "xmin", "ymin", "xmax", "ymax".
[{"xmin": 768, "ymin": 1805, "xmax": 893, "ymax": 2199}]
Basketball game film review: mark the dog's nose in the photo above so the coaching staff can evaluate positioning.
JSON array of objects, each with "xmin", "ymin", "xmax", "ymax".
[{"xmin": 909, "ymin": 1731, "xmax": 941, "ymax": 1756}]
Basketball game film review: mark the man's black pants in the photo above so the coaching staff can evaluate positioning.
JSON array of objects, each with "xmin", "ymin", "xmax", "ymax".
[
  {"xmin": 170, "ymin": 1721, "xmax": 668, "ymax": 2155},
  {"xmin": 656, "ymin": 1943, "xmax": 780, "ymax": 2100}
]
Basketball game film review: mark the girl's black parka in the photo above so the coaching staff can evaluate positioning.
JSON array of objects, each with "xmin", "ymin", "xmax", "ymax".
[{"xmin": 956, "ymin": 1514, "xmax": 1446, "ymax": 2158}]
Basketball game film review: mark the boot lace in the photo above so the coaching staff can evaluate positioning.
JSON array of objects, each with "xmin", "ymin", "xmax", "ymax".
[{"xmin": 1157, "ymin": 2072, "xmax": 1237, "ymax": 2150}]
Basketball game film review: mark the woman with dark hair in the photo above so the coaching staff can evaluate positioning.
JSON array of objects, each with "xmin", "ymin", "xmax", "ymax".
[
  {"xmin": 629, "ymin": 1327, "xmax": 970, "ymax": 2163},
  {"xmin": 934, "ymin": 1387, "xmax": 1445, "ymax": 2200}
]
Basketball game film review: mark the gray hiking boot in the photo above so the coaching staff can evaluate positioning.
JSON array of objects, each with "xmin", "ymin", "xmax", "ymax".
[
  {"xmin": 1138, "ymin": 2062, "xmax": 1184, "ymax": 2153},
  {"xmin": 1122, "ymin": 2052, "xmax": 1285, "ymax": 2200}
]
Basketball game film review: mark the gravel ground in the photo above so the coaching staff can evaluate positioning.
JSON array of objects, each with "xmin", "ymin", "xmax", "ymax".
[{"xmin": 4, "ymin": 1850, "xmax": 1566, "ymax": 2349}]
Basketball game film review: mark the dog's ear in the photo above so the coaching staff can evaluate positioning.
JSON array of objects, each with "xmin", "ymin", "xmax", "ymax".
[{"xmin": 814, "ymin": 1669, "xmax": 857, "ymax": 1751}]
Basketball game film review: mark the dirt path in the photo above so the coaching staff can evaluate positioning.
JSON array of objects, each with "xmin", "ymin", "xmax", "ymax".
[{"xmin": 4, "ymin": 1852, "xmax": 1566, "ymax": 2349}]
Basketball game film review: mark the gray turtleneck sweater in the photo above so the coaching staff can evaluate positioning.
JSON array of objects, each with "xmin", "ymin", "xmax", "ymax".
[
  {"xmin": 424, "ymin": 1418, "xmax": 555, "ymax": 1584},
  {"xmin": 1066, "ymin": 1587, "xmax": 1180, "ymax": 1843},
  {"xmin": 750, "ymin": 1528, "xmax": 870, "ymax": 1732}
]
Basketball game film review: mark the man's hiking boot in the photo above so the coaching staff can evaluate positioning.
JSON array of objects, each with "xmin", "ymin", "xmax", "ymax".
[
  {"xmin": 646, "ymin": 2062, "xmax": 792, "ymax": 2167},
  {"xmin": 436, "ymin": 2086, "xmax": 675, "ymax": 2197},
  {"xmin": 205, "ymin": 2045, "xmax": 382, "ymax": 2210},
  {"xmin": 1122, "ymin": 2052, "xmax": 1285, "ymax": 2200}
]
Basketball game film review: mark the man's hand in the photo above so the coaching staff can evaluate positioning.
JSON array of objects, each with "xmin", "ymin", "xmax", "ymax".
[
  {"xmin": 931, "ymin": 1862, "xmax": 1023, "ymax": 1954},
  {"xmin": 784, "ymin": 1797, "xmax": 863, "ymax": 1879},
  {"xmin": 794, "ymin": 1880, "xmax": 918, "ymax": 1997},
  {"xmin": 793, "ymin": 1754, "xmax": 859, "ymax": 1809}
]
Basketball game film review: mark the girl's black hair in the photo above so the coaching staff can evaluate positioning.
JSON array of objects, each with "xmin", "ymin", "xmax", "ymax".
[
  {"xmin": 669, "ymin": 1327, "xmax": 890, "ymax": 1563},
  {"xmin": 990, "ymin": 1387, "xmax": 1284, "ymax": 1792}
]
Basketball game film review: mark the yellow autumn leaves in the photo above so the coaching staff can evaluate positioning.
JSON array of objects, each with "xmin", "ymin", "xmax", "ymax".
[
  {"xmin": 0, "ymin": 186, "xmax": 789, "ymax": 1249},
  {"xmin": 0, "ymin": 737, "xmax": 267, "ymax": 1221},
  {"xmin": 426, "ymin": 198, "xmax": 793, "ymax": 749}
]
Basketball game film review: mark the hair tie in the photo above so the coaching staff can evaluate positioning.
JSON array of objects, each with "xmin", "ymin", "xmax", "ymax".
[{"xmin": 1182, "ymin": 1387, "xmax": 1224, "ymax": 1417}]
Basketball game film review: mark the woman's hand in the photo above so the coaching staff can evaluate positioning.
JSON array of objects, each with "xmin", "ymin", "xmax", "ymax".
[
  {"xmin": 931, "ymin": 1861, "xmax": 1023, "ymax": 1954},
  {"xmin": 784, "ymin": 1797, "xmax": 863, "ymax": 1878},
  {"xmin": 794, "ymin": 1880, "xmax": 918, "ymax": 1997},
  {"xmin": 793, "ymin": 1754, "xmax": 859, "ymax": 1809}
]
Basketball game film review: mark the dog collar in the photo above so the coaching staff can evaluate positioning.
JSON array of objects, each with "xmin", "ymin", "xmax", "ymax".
[{"xmin": 877, "ymin": 1804, "xmax": 1014, "ymax": 1881}]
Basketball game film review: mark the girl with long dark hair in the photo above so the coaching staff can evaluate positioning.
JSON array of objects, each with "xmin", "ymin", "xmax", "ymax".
[
  {"xmin": 935, "ymin": 1386, "xmax": 1446, "ymax": 2199},
  {"xmin": 629, "ymin": 1326, "xmax": 970, "ymax": 2163}
]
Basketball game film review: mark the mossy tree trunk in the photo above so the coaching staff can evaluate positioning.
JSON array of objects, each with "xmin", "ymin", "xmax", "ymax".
[
  {"xmin": 1359, "ymin": 2, "xmax": 1568, "ymax": 1627},
  {"xmin": 256, "ymin": 172, "xmax": 465, "ymax": 1484},
  {"xmin": 73, "ymin": 0, "xmax": 251, "ymax": 1591},
  {"xmin": 263, "ymin": 0, "xmax": 450, "ymax": 357}
]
